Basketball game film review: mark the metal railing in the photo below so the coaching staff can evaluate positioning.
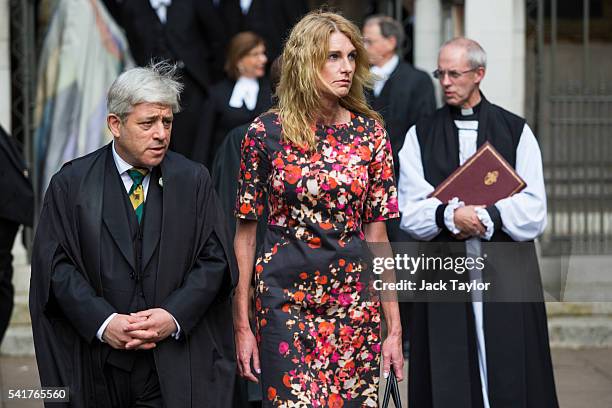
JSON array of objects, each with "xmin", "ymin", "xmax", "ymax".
[
  {"xmin": 542, "ymin": 86, "xmax": 612, "ymax": 255},
  {"xmin": 536, "ymin": 0, "xmax": 612, "ymax": 255}
]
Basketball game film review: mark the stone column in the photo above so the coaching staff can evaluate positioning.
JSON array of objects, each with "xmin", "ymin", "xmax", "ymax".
[
  {"xmin": 0, "ymin": 0, "xmax": 11, "ymax": 131},
  {"xmin": 465, "ymin": 0, "xmax": 526, "ymax": 116},
  {"xmin": 414, "ymin": 0, "xmax": 442, "ymax": 106}
]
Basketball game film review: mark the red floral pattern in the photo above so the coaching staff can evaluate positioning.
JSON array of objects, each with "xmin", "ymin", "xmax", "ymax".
[{"xmin": 236, "ymin": 112, "xmax": 398, "ymax": 407}]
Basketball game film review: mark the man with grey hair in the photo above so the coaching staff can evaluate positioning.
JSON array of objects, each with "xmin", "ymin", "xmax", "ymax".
[
  {"xmin": 30, "ymin": 62, "xmax": 237, "ymax": 407},
  {"xmin": 363, "ymin": 15, "xmax": 436, "ymax": 172},
  {"xmin": 397, "ymin": 38, "xmax": 559, "ymax": 407},
  {"xmin": 362, "ymin": 14, "xmax": 435, "ymax": 242}
]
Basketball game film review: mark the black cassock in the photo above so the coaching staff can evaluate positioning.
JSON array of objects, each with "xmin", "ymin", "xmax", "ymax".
[
  {"xmin": 401, "ymin": 97, "xmax": 559, "ymax": 408},
  {"xmin": 29, "ymin": 145, "xmax": 237, "ymax": 408}
]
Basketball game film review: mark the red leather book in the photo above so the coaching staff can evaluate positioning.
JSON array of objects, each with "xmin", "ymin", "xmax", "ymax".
[{"xmin": 428, "ymin": 142, "xmax": 526, "ymax": 206}]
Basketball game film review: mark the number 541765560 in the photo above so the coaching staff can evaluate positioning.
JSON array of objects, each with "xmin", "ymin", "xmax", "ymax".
[{"xmin": 5, "ymin": 387, "xmax": 68, "ymax": 402}]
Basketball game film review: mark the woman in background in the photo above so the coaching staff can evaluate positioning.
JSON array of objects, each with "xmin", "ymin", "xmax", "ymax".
[
  {"xmin": 194, "ymin": 31, "xmax": 271, "ymax": 168},
  {"xmin": 233, "ymin": 11, "xmax": 403, "ymax": 407}
]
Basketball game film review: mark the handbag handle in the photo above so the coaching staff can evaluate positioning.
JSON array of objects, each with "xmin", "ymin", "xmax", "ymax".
[{"xmin": 381, "ymin": 370, "xmax": 402, "ymax": 408}]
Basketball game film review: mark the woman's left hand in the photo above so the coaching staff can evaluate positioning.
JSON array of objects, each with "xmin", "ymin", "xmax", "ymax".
[{"xmin": 381, "ymin": 332, "xmax": 404, "ymax": 381}]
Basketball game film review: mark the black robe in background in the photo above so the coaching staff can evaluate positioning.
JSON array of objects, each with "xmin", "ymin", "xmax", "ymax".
[
  {"xmin": 217, "ymin": 0, "xmax": 309, "ymax": 66},
  {"xmin": 406, "ymin": 97, "xmax": 559, "ymax": 408},
  {"xmin": 0, "ymin": 125, "xmax": 33, "ymax": 227},
  {"xmin": 104, "ymin": 0, "xmax": 226, "ymax": 158},
  {"xmin": 29, "ymin": 145, "xmax": 238, "ymax": 408},
  {"xmin": 211, "ymin": 124, "xmax": 247, "ymax": 237},
  {"xmin": 367, "ymin": 61, "xmax": 436, "ymax": 244},
  {"xmin": 211, "ymin": 123, "xmax": 268, "ymax": 243},
  {"xmin": 211, "ymin": 123, "xmax": 267, "ymax": 407},
  {"xmin": 0, "ymin": 125, "xmax": 33, "ymax": 346},
  {"xmin": 367, "ymin": 60, "xmax": 436, "ymax": 178},
  {"xmin": 193, "ymin": 78, "xmax": 272, "ymax": 168}
]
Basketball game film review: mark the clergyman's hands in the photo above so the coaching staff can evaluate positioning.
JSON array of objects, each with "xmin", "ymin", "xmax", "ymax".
[
  {"xmin": 124, "ymin": 308, "xmax": 178, "ymax": 349},
  {"xmin": 453, "ymin": 205, "xmax": 486, "ymax": 239},
  {"xmin": 235, "ymin": 326, "xmax": 260, "ymax": 383},
  {"xmin": 102, "ymin": 314, "xmax": 157, "ymax": 350}
]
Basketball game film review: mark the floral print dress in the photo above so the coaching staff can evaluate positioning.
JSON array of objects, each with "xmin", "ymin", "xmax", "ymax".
[{"xmin": 236, "ymin": 112, "xmax": 398, "ymax": 407}]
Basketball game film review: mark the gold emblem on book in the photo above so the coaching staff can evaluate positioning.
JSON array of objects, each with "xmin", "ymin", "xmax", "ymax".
[{"xmin": 484, "ymin": 171, "xmax": 499, "ymax": 186}]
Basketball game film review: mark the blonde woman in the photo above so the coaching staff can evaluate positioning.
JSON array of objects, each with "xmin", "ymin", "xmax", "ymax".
[{"xmin": 233, "ymin": 11, "xmax": 403, "ymax": 407}]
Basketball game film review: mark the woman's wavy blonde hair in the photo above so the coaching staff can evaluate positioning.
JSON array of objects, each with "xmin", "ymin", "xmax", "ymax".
[{"xmin": 275, "ymin": 10, "xmax": 382, "ymax": 149}]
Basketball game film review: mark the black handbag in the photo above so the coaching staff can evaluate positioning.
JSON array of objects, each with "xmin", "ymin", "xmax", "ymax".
[{"xmin": 381, "ymin": 370, "xmax": 403, "ymax": 408}]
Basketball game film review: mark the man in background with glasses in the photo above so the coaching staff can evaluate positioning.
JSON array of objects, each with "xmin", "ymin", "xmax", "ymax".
[
  {"xmin": 396, "ymin": 38, "xmax": 559, "ymax": 408},
  {"xmin": 362, "ymin": 15, "xmax": 436, "ymax": 184}
]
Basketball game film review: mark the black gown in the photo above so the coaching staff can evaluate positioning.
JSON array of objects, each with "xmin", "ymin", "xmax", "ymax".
[
  {"xmin": 29, "ymin": 145, "xmax": 238, "ymax": 408},
  {"xmin": 217, "ymin": 0, "xmax": 309, "ymax": 67},
  {"xmin": 366, "ymin": 60, "xmax": 436, "ymax": 178},
  {"xmin": 103, "ymin": 0, "xmax": 226, "ymax": 158}
]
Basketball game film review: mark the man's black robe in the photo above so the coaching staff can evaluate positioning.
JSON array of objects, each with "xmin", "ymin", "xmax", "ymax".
[
  {"xmin": 29, "ymin": 145, "xmax": 238, "ymax": 408},
  {"xmin": 405, "ymin": 97, "xmax": 559, "ymax": 408}
]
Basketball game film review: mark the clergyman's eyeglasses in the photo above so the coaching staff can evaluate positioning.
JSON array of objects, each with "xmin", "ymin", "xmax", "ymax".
[{"xmin": 432, "ymin": 68, "xmax": 480, "ymax": 80}]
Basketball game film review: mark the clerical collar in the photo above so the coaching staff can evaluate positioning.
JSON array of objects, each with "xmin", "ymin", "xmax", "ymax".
[{"xmin": 450, "ymin": 100, "xmax": 482, "ymax": 120}]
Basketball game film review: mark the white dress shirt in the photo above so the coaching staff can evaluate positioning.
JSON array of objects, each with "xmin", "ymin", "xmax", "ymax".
[
  {"xmin": 96, "ymin": 142, "xmax": 181, "ymax": 342},
  {"xmin": 229, "ymin": 76, "xmax": 259, "ymax": 111},
  {"xmin": 149, "ymin": 0, "xmax": 172, "ymax": 24},
  {"xmin": 113, "ymin": 142, "xmax": 152, "ymax": 199},
  {"xmin": 370, "ymin": 54, "xmax": 399, "ymax": 97}
]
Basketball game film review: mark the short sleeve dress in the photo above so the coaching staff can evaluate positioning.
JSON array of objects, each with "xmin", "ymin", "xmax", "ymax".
[{"xmin": 236, "ymin": 111, "xmax": 399, "ymax": 407}]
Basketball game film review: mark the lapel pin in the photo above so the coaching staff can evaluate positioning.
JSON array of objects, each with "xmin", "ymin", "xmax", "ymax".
[{"xmin": 158, "ymin": 177, "xmax": 164, "ymax": 188}]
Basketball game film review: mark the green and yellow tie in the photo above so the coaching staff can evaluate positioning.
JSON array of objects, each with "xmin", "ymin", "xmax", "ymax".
[{"xmin": 127, "ymin": 167, "xmax": 149, "ymax": 224}]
